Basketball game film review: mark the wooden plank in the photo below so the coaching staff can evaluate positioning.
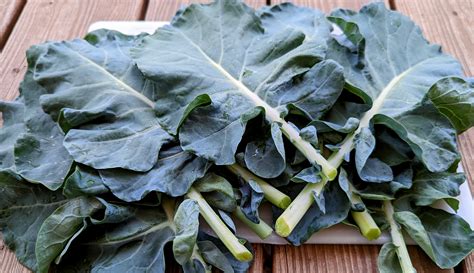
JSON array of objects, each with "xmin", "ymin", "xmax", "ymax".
[
  {"xmin": 0, "ymin": 237, "xmax": 29, "ymax": 273},
  {"xmin": 394, "ymin": 2, "xmax": 474, "ymax": 271},
  {"xmin": 249, "ymin": 244, "xmax": 266, "ymax": 273},
  {"xmin": 0, "ymin": 0, "xmax": 26, "ymax": 50},
  {"xmin": 273, "ymin": 245, "xmax": 452, "ymax": 273},
  {"xmin": 146, "ymin": 0, "xmax": 267, "ymax": 20},
  {"xmin": 460, "ymin": 254, "xmax": 474, "ymax": 273},
  {"xmin": 0, "ymin": 0, "xmax": 146, "ymax": 102},
  {"xmin": 0, "ymin": 1, "xmax": 146, "ymax": 272},
  {"xmin": 270, "ymin": 0, "xmax": 390, "ymax": 12}
]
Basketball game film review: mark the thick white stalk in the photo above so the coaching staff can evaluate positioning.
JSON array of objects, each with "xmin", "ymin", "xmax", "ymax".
[
  {"xmin": 274, "ymin": 69, "xmax": 412, "ymax": 238},
  {"xmin": 351, "ymin": 195, "xmax": 381, "ymax": 241},
  {"xmin": 383, "ymin": 201, "xmax": 416, "ymax": 273},
  {"xmin": 227, "ymin": 164, "xmax": 291, "ymax": 209},
  {"xmin": 190, "ymin": 43, "xmax": 337, "ymax": 180},
  {"xmin": 186, "ymin": 188, "xmax": 253, "ymax": 262},
  {"xmin": 233, "ymin": 207, "xmax": 273, "ymax": 240},
  {"xmin": 275, "ymin": 180, "xmax": 323, "ymax": 237}
]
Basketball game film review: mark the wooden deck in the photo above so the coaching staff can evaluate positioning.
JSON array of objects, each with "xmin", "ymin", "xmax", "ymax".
[{"xmin": 0, "ymin": 0, "xmax": 472, "ymax": 272}]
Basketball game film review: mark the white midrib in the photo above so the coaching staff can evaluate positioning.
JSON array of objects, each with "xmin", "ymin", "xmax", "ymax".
[
  {"xmin": 84, "ymin": 221, "xmax": 172, "ymax": 246},
  {"xmin": 177, "ymin": 30, "xmax": 335, "ymax": 177},
  {"xmin": 73, "ymin": 50, "xmax": 155, "ymax": 108},
  {"xmin": 327, "ymin": 65, "xmax": 415, "ymax": 168}
]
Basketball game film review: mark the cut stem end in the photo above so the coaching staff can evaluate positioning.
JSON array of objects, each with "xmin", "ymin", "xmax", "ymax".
[
  {"xmin": 275, "ymin": 217, "xmax": 291, "ymax": 237},
  {"xmin": 227, "ymin": 164, "xmax": 292, "ymax": 209},
  {"xmin": 187, "ymin": 188, "xmax": 253, "ymax": 262},
  {"xmin": 234, "ymin": 207, "xmax": 273, "ymax": 240},
  {"xmin": 352, "ymin": 210, "xmax": 381, "ymax": 241}
]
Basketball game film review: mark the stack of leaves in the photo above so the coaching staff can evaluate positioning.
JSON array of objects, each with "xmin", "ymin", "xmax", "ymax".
[{"xmin": 1, "ymin": 1, "xmax": 473, "ymax": 272}]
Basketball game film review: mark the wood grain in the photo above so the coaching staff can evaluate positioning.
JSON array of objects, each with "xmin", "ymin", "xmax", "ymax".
[
  {"xmin": 146, "ymin": 0, "xmax": 267, "ymax": 20},
  {"xmin": 394, "ymin": 0, "xmax": 474, "ymax": 195},
  {"xmin": 273, "ymin": 245, "xmax": 452, "ymax": 273},
  {"xmin": 0, "ymin": 0, "xmax": 26, "ymax": 50},
  {"xmin": 0, "ymin": 0, "xmax": 146, "ymax": 102},
  {"xmin": 249, "ymin": 244, "xmax": 266, "ymax": 273},
  {"xmin": 0, "ymin": 237, "xmax": 30, "ymax": 273}
]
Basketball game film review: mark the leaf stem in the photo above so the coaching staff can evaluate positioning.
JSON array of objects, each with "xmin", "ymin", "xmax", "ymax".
[
  {"xmin": 186, "ymin": 187, "xmax": 253, "ymax": 262},
  {"xmin": 383, "ymin": 200, "xmax": 416, "ymax": 273},
  {"xmin": 262, "ymin": 106, "xmax": 337, "ymax": 180},
  {"xmin": 161, "ymin": 196, "xmax": 176, "ymax": 224},
  {"xmin": 279, "ymin": 122, "xmax": 338, "ymax": 180},
  {"xmin": 227, "ymin": 164, "xmax": 291, "ymax": 209},
  {"xmin": 351, "ymin": 210, "xmax": 381, "ymax": 240},
  {"xmin": 275, "ymin": 173, "xmax": 380, "ymax": 239},
  {"xmin": 233, "ymin": 206, "xmax": 273, "ymax": 240},
  {"xmin": 275, "ymin": 180, "xmax": 322, "ymax": 237},
  {"xmin": 275, "ymin": 109, "xmax": 383, "ymax": 238}
]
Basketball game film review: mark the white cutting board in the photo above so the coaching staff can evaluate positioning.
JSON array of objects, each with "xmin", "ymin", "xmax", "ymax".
[{"xmin": 88, "ymin": 21, "xmax": 474, "ymax": 245}]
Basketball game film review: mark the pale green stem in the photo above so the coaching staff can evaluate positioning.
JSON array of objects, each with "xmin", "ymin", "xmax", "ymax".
[
  {"xmin": 227, "ymin": 164, "xmax": 291, "ymax": 209},
  {"xmin": 341, "ymin": 181, "xmax": 381, "ymax": 240},
  {"xmin": 276, "ymin": 159, "xmax": 380, "ymax": 239},
  {"xmin": 186, "ymin": 188, "xmax": 253, "ymax": 262},
  {"xmin": 267, "ymin": 51, "xmax": 413, "ymax": 239},
  {"xmin": 278, "ymin": 121, "xmax": 337, "ymax": 180},
  {"xmin": 383, "ymin": 200, "xmax": 416, "ymax": 273},
  {"xmin": 161, "ymin": 196, "xmax": 176, "ymax": 226},
  {"xmin": 233, "ymin": 206, "xmax": 273, "ymax": 240},
  {"xmin": 191, "ymin": 245, "xmax": 211, "ymax": 273},
  {"xmin": 275, "ymin": 180, "xmax": 324, "ymax": 237},
  {"xmin": 194, "ymin": 48, "xmax": 337, "ymax": 179},
  {"xmin": 349, "ymin": 184, "xmax": 381, "ymax": 240}
]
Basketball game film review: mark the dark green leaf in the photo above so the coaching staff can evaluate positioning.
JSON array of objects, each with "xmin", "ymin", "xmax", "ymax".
[
  {"xmin": 0, "ymin": 174, "xmax": 66, "ymax": 271},
  {"xmin": 258, "ymin": 3, "xmax": 331, "ymax": 40},
  {"xmin": 14, "ymin": 73, "xmax": 73, "ymax": 190},
  {"xmin": 338, "ymin": 167, "xmax": 365, "ymax": 211},
  {"xmin": 54, "ymin": 205, "xmax": 175, "ymax": 273},
  {"xmin": 309, "ymin": 117, "xmax": 359, "ymax": 134},
  {"xmin": 357, "ymin": 167, "xmax": 413, "ymax": 201},
  {"xmin": 299, "ymin": 125, "xmax": 318, "ymax": 145},
  {"xmin": 100, "ymin": 145, "xmax": 210, "ymax": 201},
  {"xmin": 354, "ymin": 127, "xmax": 393, "ymax": 183},
  {"xmin": 291, "ymin": 166, "xmax": 321, "ymax": 184},
  {"xmin": 174, "ymin": 199, "xmax": 200, "ymax": 266},
  {"xmin": 402, "ymin": 170, "xmax": 464, "ymax": 211},
  {"xmin": 328, "ymin": 3, "xmax": 463, "ymax": 172},
  {"xmin": 198, "ymin": 232, "xmax": 254, "ymax": 273},
  {"xmin": 63, "ymin": 165, "xmax": 109, "ymax": 198},
  {"xmin": 372, "ymin": 128, "xmax": 413, "ymax": 166},
  {"xmin": 377, "ymin": 243, "xmax": 403, "ymax": 273},
  {"xmin": 131, "ymin": 0, "xmax": 343, "ymax": 168},
  {"xmin": 193, "ymin": 173, "xmax": 237, "ymax": 212},
  {"xmin": 35, "ymin": 197, "xmax": 103, "ymax": 273},
  {"xmin": 244, "ymin": 122, "xmax": 285, "ymax": 179},
  {"xmin": 427, "ymin": 77, "xmax": 473, "ymax": 133},
  {"xmin": 287, "ymin": 179, "xmax": 351, "ymax": 245},
  {"xmin": 395, "ymin": 208, "xmax": 474, "ymax": 268},
  {"xmin": 31, "ymin": 31, "xmax": 173, "ymax": 172},
  {"xmin": 239, "ymin": 180, "xmax": 264, "ymax": 224},
  {"xmin": 0, "ymin": 100, "xmax": 25, "ymax": 171}
]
